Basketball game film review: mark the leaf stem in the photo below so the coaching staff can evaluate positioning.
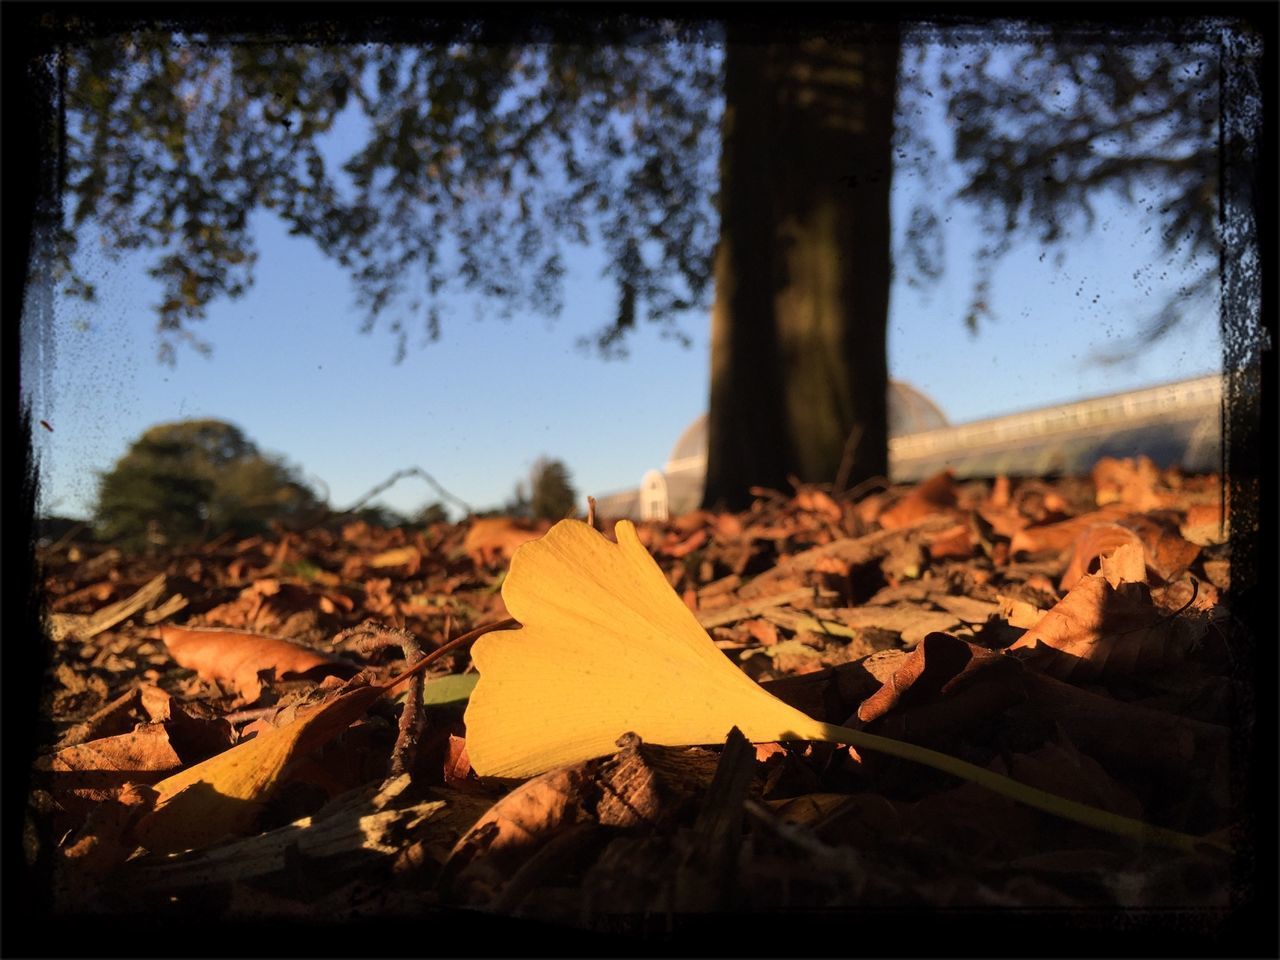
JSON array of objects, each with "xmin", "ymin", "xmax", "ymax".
[{"xmin": 818, "ymin": 722, "xmax": 1225, "ymax": 854}]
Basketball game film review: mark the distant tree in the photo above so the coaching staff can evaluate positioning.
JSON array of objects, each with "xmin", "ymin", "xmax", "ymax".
[
  {"xmin": 528, "ymin": 458, "xmax": 577, "ymax": 520},
  {"xmin": 502, "ymin": 480, "xmax": 532, "ymax": 519},
  {"xmin": 35, "ymin": 14, "xmax": 1255, "ymax": 507},
  {"xmin": 94, "ymin": 419, "xmax": 319, "ymax": 547}
]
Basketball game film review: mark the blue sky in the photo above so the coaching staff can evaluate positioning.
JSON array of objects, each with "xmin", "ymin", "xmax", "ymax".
[{"xmin": 25, "ymin": 41, "xmax": 1222, "ymax": 522}]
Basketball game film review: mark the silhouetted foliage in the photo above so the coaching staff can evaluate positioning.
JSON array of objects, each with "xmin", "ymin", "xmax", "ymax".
[
  {"xmin": 896, "ymin": 26, "xmax": 1231, "ymax": 352},
  {"xmin": 50, "ymin": 20, "xmax": 1240, "ymax": 364},
  {"xmin": 94, "ymin": 420, "xmax": 320, "ymax": 548}
]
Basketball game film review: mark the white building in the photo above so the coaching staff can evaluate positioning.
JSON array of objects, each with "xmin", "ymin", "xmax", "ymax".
[
  {"xmin": 594, "ymin": 380, "xmax": 949, "ymax": 520},
  {"xmin": 593, "ymin": 375, "xmax": 1224, "ymax": 521}
]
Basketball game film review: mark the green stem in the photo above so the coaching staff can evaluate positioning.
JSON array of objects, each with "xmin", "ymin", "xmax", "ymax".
[{"xmin": 817, "ymin": 722, "xmax": 1227, "ymax": 855}]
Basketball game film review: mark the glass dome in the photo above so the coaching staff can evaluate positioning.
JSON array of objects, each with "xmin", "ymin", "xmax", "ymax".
[{"xmin": 664, "ymin": 379, "xmax": 947, "ymax": 470}]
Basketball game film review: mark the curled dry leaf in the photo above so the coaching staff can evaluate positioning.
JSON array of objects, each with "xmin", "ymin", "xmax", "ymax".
[
  {"xmin": 1116, "ymin": 513, "xmax": 1201, "ymax": 582},
  {"xmin": 1092, "ymin": 455, "xmax": 1164, "ymax": 510},
  {"xmin": 1059, "ymin": 522, "xmax": 1145, "ymax": 593},
  {"xmin": 367, "ymin": 545, "xmax": 422, "ymax": 573},
  {"xmin": 1098, "ymin": 542, "xmax": 1147, "ymax": 587},
  {"xmin": 158, "ymin": 625, "xmax": 356, "ymax": 702},
  {"xmin": 926, "ymin": 522, "xmax": 975, "ymax": 560},
  {"xmin": 463, "ymin": 517, "xmax": 546, "ymax": 568},
  {"xmin": 1010, "ymin": 565, "xmax": 1200, "ymax": 682},
  {"xmin": 794, "ymin": 489, "xmax": 843, "ymax": 523},
  {"xmin": 449, "ymin": 765, "xmax": 594, "ymax": 864},
  {"xmin": 1181, "ymin": 501, "xmax": 1227, "ymax": 546},
  {"xmin": 37, "ymin": 725, "xmax": 182, "ymax": 821},
  {"xmin": 878, "ymin": 470, "xmax": 958, "ymax": 531},
  {"xmin": 854, "ymin": 632, "xmax": 1024, "ymax": 746},
  {"xmin": 1008, "ymin": 505, "xmax": 1130, "ymax": 558}
]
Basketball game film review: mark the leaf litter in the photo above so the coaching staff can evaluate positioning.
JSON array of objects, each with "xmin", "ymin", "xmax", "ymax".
[{"xmin": 26, "ymin": 461, "xmax": 1249, "ymax": 936}]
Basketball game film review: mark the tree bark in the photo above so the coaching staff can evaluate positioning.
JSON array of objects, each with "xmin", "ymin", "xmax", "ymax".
[{"xmin": 704, "ymin": 26, "xmax": 899, "ymax": 510}]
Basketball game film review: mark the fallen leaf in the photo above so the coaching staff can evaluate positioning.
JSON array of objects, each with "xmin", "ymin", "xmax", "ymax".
[
  {"xmin": 998, "ymin": 594, "xmax": 1047, "ymax": 630},
  {"xmin": 462, "ymin": 520, "xmax": 1210, "ymax": 852},
  {"xmin": 1116, "ymin": 513, "xmax": 1201, "ymax": 582},
  {"xmin": 367, "ymin": 545, "xmax": 422, "ymax": 574},
  {"xmin": 133, "ymin": 680, "xmax": 384, "ymax": 852},
  {"xmin": 464, "ymin": 517, "xmax": 545, "ymax": 568},
  {"xmin": 794, "ymin": 489, "xmax": 843, "ymax": 523},
  {"xmin": 1009, "ymin": 570, "xmax": 1199, "ymax": 681},
  {"xmin": 878, "ymin": 470, "xmax": 958, "ymax": 531},
  {"xmin": 856, "ymin": 631, "xmax": 1019, "ymax": 726},
  {"xmin": 1181, "ymin": 502, "xmax": 1227, "ymax": 546},
  {"xmin": 464, "ymin": 520, "xmax": 841, "ymax": 778},
  {"xmin": 158, "ymin": 625, "xmax": 356, "ymax": 701},
  {"xmin": 1009, "ymin": 505, "xmax": 1130, "ymax": 558},
  {"xmin": 1092, "ymin": 455, "xmax": 1164, "ymax": 510},
  {"xmin": 36, "ymin": 725, "xmax": 182, "ymax": 820},
  {"xmin": 767, "ymin": 792, "xmax": 851, "ymax": 827},
  {"xmin": 1098, "ymin": 542, "xmax": 1146, "ymax": 587},
  {"xmin": 445, "ymin": 763, "xmax": 595, "ymax": 894},
  {"xmin": 421, "ymin": 672, "xmax": 481, "ymax": 708},
  {"xmin": 661, "ymin": 528, "xmax": 707, "ymax": 559},
  {"xmin": 1059, "ymin": 522, "xmax": 1145, "ymax": 592},
  {"xmin": 926, "ymin": 522, "xmax": 975, "ymax": 560}
]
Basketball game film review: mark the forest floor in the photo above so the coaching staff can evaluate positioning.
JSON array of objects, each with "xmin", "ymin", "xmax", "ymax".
[{"xmin": 19, "ymin": 459, "xmax": 1260, "ymax": 953}]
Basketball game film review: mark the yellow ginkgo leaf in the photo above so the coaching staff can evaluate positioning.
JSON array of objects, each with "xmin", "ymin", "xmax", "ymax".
[
  {"xmin": 465, "ymin": 519, "xmax": 842, "ymax": 779},
  {"xmin": 465, "ymin": 519, "xmax": 1221, "ymax": 854}
]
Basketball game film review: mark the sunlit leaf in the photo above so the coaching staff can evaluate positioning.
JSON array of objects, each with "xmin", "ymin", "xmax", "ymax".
[
  {"xmin": 465, "ymin": 519, "xmax": 1219, "ymax": 853},
  {"xmin": 465, "ymin": 519, "xmax": 834, "ymax": 779}
]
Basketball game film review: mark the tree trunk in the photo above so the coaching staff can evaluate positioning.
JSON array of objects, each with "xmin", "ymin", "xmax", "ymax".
[{"xmin": 704, "ymin": 27, "xmax": 899, "ymax": 510}]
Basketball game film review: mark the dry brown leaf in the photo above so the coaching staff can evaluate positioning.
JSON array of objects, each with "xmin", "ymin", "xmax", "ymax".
[
  {"xmin": 1181, "ymin": 502, "xmax": 1228, "ymax": 546},
  {"xmin": 926, "ymin": 522, "xmax": 975, "ymax": 560},
  {"xmin": 999, "ymin": 594, "xmax": 1048, "ymax": 630},
  {"xmin": 857, "ymin": 632, "xmax": 1013, "ymax": 725},
  {"xmin": 878, "ymin": 470, "xmax": 958, "ymax": 531},
  {"xmin": 794, "ymin": 489, "xmax": 843, "ymax": 523},
  {"xmin": 1009, "ymin": 571, "xmax": 1197, "ymax": 681},
  {"xmin": 662, "ymin": 528, "xmax": 707, "ymax": 558},
  {"xmin": 997, "ymin": 737, "xmax": 1146, "ymax": 823},
  {"xmin": 1117, "ymin": 513, "xmax": 1202, "ymax": 582},
  {"xmin": 742, "ymin": 618, "xmax": 780, "ymax": 647},
  {"xmin": 447, "ymin": 764, "xmax": 594, "ymax": 867},
  {"xmin": 463, "ymin": 517, "xmax": 546, "ymax": 568},
  {"xmin": 989, "ymin": 475, "xmax": 1012, "ymax": 508},
  {"xmin": 158, "ymin": 625, "xmax": 355, "ymax": 701},
  {"xmin": 1092, "ymin": 455, "xmax": 1165, "ymax": 510},
  {"xmin": 37, "ymin": 724, "xmax": 182, "ymax": 820},
  {"xmin": 1059, "ymin": 521, "xmax": 1146, "ymax": 592},
  {"xmin": 200, "ymin": 578, "xmax": 340, "ymax": 638},
  {"xmin": 768, "ymin": 792, "xmax": 851, "ymax": 826},
  {"xmin": 367, "ymin": 545, "xmax": 422, "ymax": 574},
  {"xmin": 1099, "ymin": 542, "xmax": 1147, "ymax": 587},
  {"xmin": 1008, "ymin": 505, "xmax": 1130, "ymax": 557}
]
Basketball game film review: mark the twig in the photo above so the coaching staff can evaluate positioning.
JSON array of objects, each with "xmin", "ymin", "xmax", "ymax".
[
  {"xmin": 378, "ymin": 619, "xmax": 518, "ymax": 692},
  {"xmin": 341, "ymin": 466, "xmax": 473, "ymax": 517},
  {"xmin": 334, "ymin": 620, "xmax": 429, "ymax": 778},
  {"xmin": 43, "ymin": 521, "xmax": 89, "ymax": 555},
  {"xmin": 832, "ymin": 424, "xmax": 864, "ymax": 496}
]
